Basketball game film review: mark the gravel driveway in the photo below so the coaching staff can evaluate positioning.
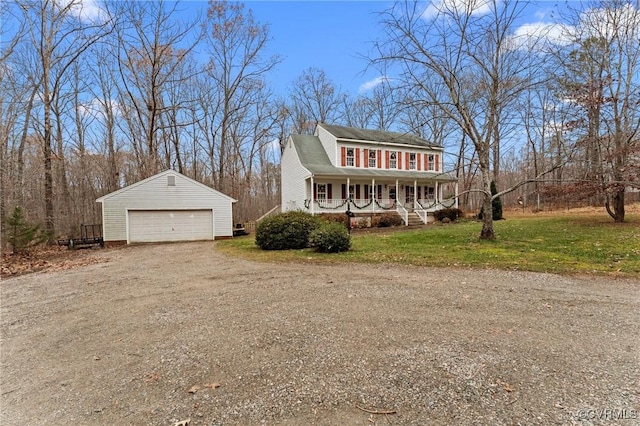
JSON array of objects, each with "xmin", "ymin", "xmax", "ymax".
[{"xmin": 1, "ymin": 242, "xmax": 638, "ymax": 425}]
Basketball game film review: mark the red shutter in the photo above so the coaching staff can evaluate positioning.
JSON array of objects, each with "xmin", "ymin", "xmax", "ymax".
[
  {"xmin": 398, "ymin": 152, "xmax": 402, "ymax": 169},
  {"xmin": 341, "ymin": 184, "xmax": 347, "ymax": 200},
  {"xmin": 424, "ymin": 154, "xmax": 429, "ymax": 171},
  {"xmin": 363, "ymin": 149, "xmax": 369, "ymax": 168},
  {"xmin": 385, "ymin": 150, "xmax": 390, "ymax": 169},
  {"xmin": 364, "ymin": 184, "xmax": 369, "ymax": 200},
  {"xmin": 355, "ymin": 148, "xmax": 361, "ymax": 167},
  {"xmin": 377, "ymin": 150, "xmax": 382, "ymax": 168},
  {"xmin": 435, "ymin": 154, "xmax": 440, "ymax": 171},
  {"xmin": 341, "ymin": 147, "xmax": 346, "ymax": 166},
  {"xmin": 327, "ymin": 184, "xmax": 333, "ymax": 200},
  {"xmin": 356, "ymin": 185, "xmax": 361, "ymax": 199},
  {"xmin": 417, "ymin": 153, "xmax": 422, "ymax": 171},
  {"xmin": 405, "ymin": 152, "xmax": 410, "ymax": 170}
]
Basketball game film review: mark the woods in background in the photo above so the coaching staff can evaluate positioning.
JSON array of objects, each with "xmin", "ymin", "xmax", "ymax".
[{"xmin": 1, "ymin": 0, "xmax": 638, "ymax": 244}]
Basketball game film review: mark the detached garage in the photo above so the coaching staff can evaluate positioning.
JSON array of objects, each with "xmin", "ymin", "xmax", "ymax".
[{"xmin": 96, "ymin": 170, "xmax": 236, "ymax": 246}]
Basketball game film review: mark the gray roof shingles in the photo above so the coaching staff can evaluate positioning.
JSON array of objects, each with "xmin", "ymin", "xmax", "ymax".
[
  {"xmin": 318, "ymin": 123, "xmax": 442, "ymax": 149},
  {"xmin": 291, "ymin": 133, "xmax": 455, "ymax": 181}
]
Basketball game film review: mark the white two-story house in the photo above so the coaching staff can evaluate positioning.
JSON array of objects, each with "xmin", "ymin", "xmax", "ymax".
[{"xmin": 281, "ymin": 124, "xmax": 458, "ymax": 225}]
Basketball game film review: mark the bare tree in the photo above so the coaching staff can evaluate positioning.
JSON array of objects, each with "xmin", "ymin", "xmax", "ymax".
[
  {"xmin": 107, "ymin": 0, "xmax": 199, "ymax": 179},
  {"xmin": 202, "ymin": 1, "xmax": 280, "ymax": 196},
  {"xmin": 288, "ymin": 67, "xmax": 344, "ymax": 134},
  {"xmin": 556, "ymin": 1, "xmax": 640, "ymax": 221},
  {"xmin": 373, "ymin": 0, "xmax": 542, "ymax": 239},
  {"xmin": 16, "ymin": 0, "xmax": 111, "ymax": 238}
]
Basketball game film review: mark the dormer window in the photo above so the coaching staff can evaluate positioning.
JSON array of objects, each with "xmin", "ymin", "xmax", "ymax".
[{"xmin": 346, "ymin": 148, "xmax": 355, "ymax": 167}]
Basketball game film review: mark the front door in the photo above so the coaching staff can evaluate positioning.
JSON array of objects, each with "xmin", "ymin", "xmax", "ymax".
[{"xmin": 405, "ymin": 186, "xmax": 415, "ymax": 206}]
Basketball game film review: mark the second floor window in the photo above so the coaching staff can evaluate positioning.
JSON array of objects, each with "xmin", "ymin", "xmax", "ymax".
[
  {"xmin": 427, "ymin": 154, "xmax": 435, "ymax": 171},
  {"xmin": 369, "ymin": 150, "xmax": 377, "ymax": 168},
  {"xmin": 409, "ymin": 153, "xmax": 417, "ymax": 170},
  {"xmin": 389, "ymin": 152, "xmax": 397, "ymax": 169},
  {"xmin": 346, "ymin": 148, "xmax": 355, "ymax": 166}
]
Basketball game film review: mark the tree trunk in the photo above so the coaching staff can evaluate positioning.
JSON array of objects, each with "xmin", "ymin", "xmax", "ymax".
[
  {"xmin": 605, "ymin": 190, "xmax": 625, "ymax": 223},
  {"xmin": 480, "ymin": 182, "xmax": 495, "ymax": 239}
]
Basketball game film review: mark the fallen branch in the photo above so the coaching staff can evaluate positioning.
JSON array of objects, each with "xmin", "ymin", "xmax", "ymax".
[{"xmin": 356, "ymin": 404, "xmax": 397, "ymax": 415}]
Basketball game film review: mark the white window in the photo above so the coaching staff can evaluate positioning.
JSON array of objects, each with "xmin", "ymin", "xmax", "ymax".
[
  {"xmin": 389, "ymin": 152, "xmax": 397, "ymax": 169},
  {"xmin": 426, "ymin": 186, "xmax": 435, "ymax": 198},
  {"xmin": 409, "ymin": 153, "xmax": 417, "ymax": 170},
  {"xmin": 346, "ymin": 148, "xmax": 355, "ymax": 166},
  {"xmin": 349, "ymin": 184, "xmax": 355, "ymax": 199},
  {"xmin": 428, "ymin": 154, "xmax": 435, "ymax": 171},
  {"xmin": 368, "ymin": 150, "xmax": 377, "ymax": 168},
  {"xmin": 317, "ymin": 184, "xmax": 327, "ymax": 200}
]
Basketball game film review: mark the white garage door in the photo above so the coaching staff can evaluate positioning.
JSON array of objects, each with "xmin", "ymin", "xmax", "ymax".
[{"xmin": 128, "ymin": 210, "xmax": 214, "ymax": 243}]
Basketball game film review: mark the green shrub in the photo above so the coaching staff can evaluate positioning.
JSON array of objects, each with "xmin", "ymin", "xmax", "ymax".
[
  {"xmin": 434, "ymin": 208, "xmax": 464, "ymax": 222},
  {"xmin": 255, "ymin": 211, "xmax": 321, "ymax": 250},
  {"xmin": 309, "ymin": 222, "xmax": 351, "ymax": 253},
  {"xmin": 6, "ymin": 206, "xmax": 51, "ymax": 254},
  {"xmin": 371, "ymin": 213, "xmax": 404, "ymax": 227}
]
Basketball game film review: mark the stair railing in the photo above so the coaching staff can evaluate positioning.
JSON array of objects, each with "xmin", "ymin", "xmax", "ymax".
[{"xmin": 396, "ymin": 203, "xmax": 409, "ymax": 226}]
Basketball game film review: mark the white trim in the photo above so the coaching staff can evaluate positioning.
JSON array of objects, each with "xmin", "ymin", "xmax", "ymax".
[{"xmin": 97, "ymin": 170, "xmax": 237, "ymax": 203}]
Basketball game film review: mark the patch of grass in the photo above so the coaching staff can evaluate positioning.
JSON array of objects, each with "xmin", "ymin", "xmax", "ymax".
[{"xmin": 217, "ymin": 212, "xmax": 640, "ymax": 277}]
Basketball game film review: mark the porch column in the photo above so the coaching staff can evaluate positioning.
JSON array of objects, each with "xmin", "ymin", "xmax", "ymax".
[
  {"xmin": 435, "ymin": 181, "xmax": 439, "ymax": 204},
  {"xmin": 346, "ymin": 178, "xmax": 350, "ymax": 210},
  {"xmin": 372, "ymin": 178, "xmax": 376, "ymax": 213},
  {"xmin": 455, "ymin": 182, "xmax": 459, "ymax": 209},
  {"xmin": 395, "ymin": 180, "xmax": 399, "ymax": 205},
  {"xmin": 310, "ymin": 176, "xmax": 315, "ymax": 215},
  {"xmin": 414, "ymin": 180, "xmax": 417, "ymax": 209}
]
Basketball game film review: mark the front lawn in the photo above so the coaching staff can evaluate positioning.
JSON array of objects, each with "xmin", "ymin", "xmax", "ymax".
[{"xmin": 216, "ymin": 211, "xmax": 640, "ymax": 277}]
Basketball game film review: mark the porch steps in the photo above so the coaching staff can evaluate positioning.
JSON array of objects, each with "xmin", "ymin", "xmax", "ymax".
[{"xmin": 405, "ymin": 212, "xmax": 425, "ymax": 226}]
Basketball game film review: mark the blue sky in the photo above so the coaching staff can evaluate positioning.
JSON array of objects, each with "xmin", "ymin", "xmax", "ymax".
[
  {"xmin": 7, "ymin": 0, "xmax": 587, "ymax": 98},
  {"xmin": 223, "ymin": 0, "xmax": 570, "ymax": 98},
  {"xmin": 244, "ymin": 1, "xmax": 385, "ymax": 96}
]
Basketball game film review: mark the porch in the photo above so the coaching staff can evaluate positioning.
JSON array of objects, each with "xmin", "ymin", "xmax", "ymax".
[{"xmin": 304, "ymin": 178, "xmax": 458, "ymax": 225}]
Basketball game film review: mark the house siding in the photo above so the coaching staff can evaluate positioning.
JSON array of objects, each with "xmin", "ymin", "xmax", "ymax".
[
  {"xmin": 99, "ymin": 172, "xmax": 233, "ymax": 241},
  {"xmin": 281, "ymin": 137, "xmax": 311, "ymax": 211},
  {"xmin": 316, "ymin": 125, "xmax": 339, "ymax": 165}
]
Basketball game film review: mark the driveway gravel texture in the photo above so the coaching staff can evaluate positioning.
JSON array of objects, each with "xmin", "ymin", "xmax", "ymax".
[{"xmin": 1, "ymin": 241, "xmax": 638, "ymax": 426}]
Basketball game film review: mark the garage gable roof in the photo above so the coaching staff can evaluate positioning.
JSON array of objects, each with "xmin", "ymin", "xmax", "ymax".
[{"xmin": 96, "ymin": 170, "xmax": 237, "ymax": 203}]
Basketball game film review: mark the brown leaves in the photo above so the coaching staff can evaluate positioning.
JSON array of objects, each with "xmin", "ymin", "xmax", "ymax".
[
  {"xmin": 188, "ymin": 382, "xmax": 220, "ymax": 394},
  {"xmin": 0, "ymin": 246, "xmax": 106, "ymax": 278},
  {"xmin": 496, "ymin": 379, "xmax": 515, "ymax": 393}
]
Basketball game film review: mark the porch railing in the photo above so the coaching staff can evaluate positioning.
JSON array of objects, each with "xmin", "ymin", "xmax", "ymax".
[
  {"xmin": 415, "ymin": 209, "xmax": 428, "ymax": 224},
  {"xmin": 396, "ymin": 203, "xmax": 409, "ymax": 226}
]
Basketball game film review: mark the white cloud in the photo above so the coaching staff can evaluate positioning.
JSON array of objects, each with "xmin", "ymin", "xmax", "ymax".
[
  {"xmin": 59, "ymin": 0, "xmax": 104, "ymax": 22},
  {"xmin": 577, "ymin": 3, "xmax": 640, "ymax": 41},
  {"xmin": 508, "ymin": 22, "xmax": 574, "ymax": 51},
  {"xmin": 358, "ymin": 76, "xmax": 390, "ymax": 93},
  {"xmin": 422, "ymin": 0, "xmax": 494, "ymax": 20},
  {"xmin": 79, "ymin": 97, "xmax": 123, "ymax": 119}
]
